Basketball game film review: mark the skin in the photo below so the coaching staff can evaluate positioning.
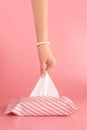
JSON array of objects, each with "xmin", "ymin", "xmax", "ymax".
[{"xmin": 31, "ymin": 0, "xmax": 56, "ymax": 77}]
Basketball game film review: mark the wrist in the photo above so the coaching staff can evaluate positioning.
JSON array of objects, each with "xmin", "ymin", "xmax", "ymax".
[
  {"xmin": 36, "ymin": 41, "xmax": 50, "ymax": 47},
  {"xmin": 37, "ymin": 44, "xmax": 50, "ymax": 49}
]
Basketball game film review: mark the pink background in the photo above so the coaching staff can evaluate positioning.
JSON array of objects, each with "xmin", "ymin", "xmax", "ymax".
[{"xmin": 0, "ymin": 0, "xmax": 87, "ymax": 130}]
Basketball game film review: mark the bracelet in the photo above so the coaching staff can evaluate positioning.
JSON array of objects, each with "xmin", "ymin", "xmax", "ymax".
[{"xmin": 36, "ymin": 41, "xmax": 50, "ymax": 47}]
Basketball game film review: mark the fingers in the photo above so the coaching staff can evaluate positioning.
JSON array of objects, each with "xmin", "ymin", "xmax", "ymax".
[
  {"xmin": 40, "ymin": 61, "xmax": 56, "ymax": 77},
  {"xmin": 40, "ymin": 62, "xmax": 46, "ymax": 77},
  {"xmin": 46, "ymin": 62, "xmax": 55, "ymax": 74}
]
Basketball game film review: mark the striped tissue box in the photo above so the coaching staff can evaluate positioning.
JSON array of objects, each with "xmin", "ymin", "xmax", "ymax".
[{"xmin": 5, "ymin": 96, "xmax": 77, "ymax": 116}]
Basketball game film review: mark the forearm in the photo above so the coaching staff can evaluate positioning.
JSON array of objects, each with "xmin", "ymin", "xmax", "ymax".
[{"xmin": 31, "ymin": 0, "xmax": 48, "ymax": 42}]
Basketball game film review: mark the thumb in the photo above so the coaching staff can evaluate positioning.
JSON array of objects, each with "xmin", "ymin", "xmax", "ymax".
[
  {"xmin": 40, "ymin": 62, "xmax": 46, "ymax": 77},
  {"xmin": 46, "ymin": 63, "xmax": 55, "ymax": 74}
]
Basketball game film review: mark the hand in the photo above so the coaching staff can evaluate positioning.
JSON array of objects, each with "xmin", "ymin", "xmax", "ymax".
[{"xmin": 37, "ymin": 44, "xmax": 56, "ymax": 77}]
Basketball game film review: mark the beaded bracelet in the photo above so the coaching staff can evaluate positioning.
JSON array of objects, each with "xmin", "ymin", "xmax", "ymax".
[{"xmin": 36, "ymin": 41, "xmax": 50, "ymax": 47}]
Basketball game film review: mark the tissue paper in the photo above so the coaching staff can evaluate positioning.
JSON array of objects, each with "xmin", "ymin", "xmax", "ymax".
[{"xmin": 5, "ymin": 72, "xmax": 77, "ymax": 116}]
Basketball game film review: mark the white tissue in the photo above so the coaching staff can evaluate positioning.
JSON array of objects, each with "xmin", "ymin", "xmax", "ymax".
[{"xmin": 30, "ymin": 72, "xmax": 60, "ymax": 97}]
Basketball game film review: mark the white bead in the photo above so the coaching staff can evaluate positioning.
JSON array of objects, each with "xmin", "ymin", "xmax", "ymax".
[{"xmin": 36, "ymin": 41, "xmax": 50, "ymax": 46}]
